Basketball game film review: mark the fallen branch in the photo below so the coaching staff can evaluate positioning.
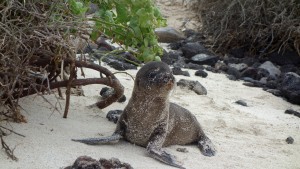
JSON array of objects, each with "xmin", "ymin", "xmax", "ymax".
[
  {"xmin": 0, "ymin": 129, "xmax": 18, "ymax": 161},
  {"xmin": 0, "ymin": 126, "xmax": 25, "ymax": 138},
  {"xmin": 12, "ymin": 59, "xmax": 125, "ymax": 110}
]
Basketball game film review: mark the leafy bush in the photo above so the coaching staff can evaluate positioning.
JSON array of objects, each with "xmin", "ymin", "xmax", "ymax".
[{"xmin": 70, "ymin": 0, "xmax": 166, "ymax": 61}]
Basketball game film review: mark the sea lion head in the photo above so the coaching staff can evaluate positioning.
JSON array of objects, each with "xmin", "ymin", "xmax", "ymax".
[{"xmin": 134, "ymin": 61, "xmax": 175, "ymax": 95}]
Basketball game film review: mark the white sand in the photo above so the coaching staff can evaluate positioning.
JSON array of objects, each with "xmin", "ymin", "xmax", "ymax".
[
  {"xmin": 1, "ymin": 64, "xmax": 299, "ymax": 169},
  {"xmin": 155, "ymin": 0, "xmax": 200, "ymax": 31}
]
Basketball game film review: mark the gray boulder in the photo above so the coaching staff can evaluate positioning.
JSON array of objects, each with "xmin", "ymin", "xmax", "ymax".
[
  {"xmin": 181, "ymin": 42, "xmax": 208, "ymax": 59},
  {"xmin": 155, "ymin": 27, "xmax": 186, "ymax": 43},
  {"xmin": 259, "ymin": 61, "xmax": 281, "ymax": 79},
  {"xmin": 228, "ymin": 63, "xmax": 248, "ymax": 72},
  {"xmin": 280, "ymin": 72, "xmax": 300, "ymax": 105},
  {"xmin": 190, "ymin": 54, "xmax": 219, "ymax": 66}
]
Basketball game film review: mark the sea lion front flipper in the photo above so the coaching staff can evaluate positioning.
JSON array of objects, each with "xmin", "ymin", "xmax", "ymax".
[
  {"xmin": 198, "ymin": 136, "xmax": 216, "ymax": 157},
  {"xmin": 146, "ymin": 124, "xmax": 185, "ymax": 169},
  {"xmin": 72, "ymin": 133, "xmax": 122, "ymax": 145},
  {"xmin": 147, "ymin": 146, "xmax": 185, "ymax": 169}
]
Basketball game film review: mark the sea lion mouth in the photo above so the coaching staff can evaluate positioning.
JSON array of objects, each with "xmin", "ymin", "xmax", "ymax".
[{"xmin": 166, "ymin": 78, "xmax": 174, "ymax": 90}]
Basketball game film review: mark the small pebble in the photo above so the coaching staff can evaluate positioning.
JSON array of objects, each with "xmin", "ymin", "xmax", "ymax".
[
  {"xmin": 235, "ymin": 100, "xmax": 247, "ymax": 106},
  {"xmin": 195, "ymin": 70, "xmax": 208, "ymax": 78},
  {"xmin": 118, "ymin": 95, "xmax": 127, "ymax": 103},
  {"xmin": 265, "ymin": 89, "xmax": 282, "ymax": 96},
  {"xmin": 172, "ymin": 67, "xmax": 190, "ymax": 77},
  {"xmin": 286, "ymin": 136, "xmax": 294, "ymax": 144},
  {"xmin": 284, "ymin": 109, "xmax": 296, "ymax": 115},
  {"xmin": 227, "ymin": 75, "xmax": 237, "ymax": 81},
  {"xmin": 205, "ymin": 66, "xmax": 218, "ymax": 73},
  {"xmin": 106, "ymin": 110, "xmax": 123, "ymax": 123},
  {"xmin": 285, "ymin": 109, "xmax": 300, "ymax": 118},
  {"xmin": 100, "ymin": 87, "xmax": 110, "ymax": 96},
  {"xmin": 176, "ymin": 147, "xmax": 188, "ymax": 153},
  {"xmin": 100, "ymin": 87, "xmax": 126, "ymax": 103},
  {"xmin": 243, "ymin": 82, "xmax": 256, "ymax": 87},
  {"xmin": 177, "ymin": 79, "xmax": 207, "ymax": 95}
]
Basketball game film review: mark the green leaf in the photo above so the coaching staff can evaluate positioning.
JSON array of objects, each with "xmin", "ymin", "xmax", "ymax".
[
  {"xmin": 91, "ymin": 30, "xmax": 99, "ymax": 41},
  {"xmin": 115, "ymin": 3, "xmax": 129, "ymax": 22},
  {"xmin": 68, "ymin": 0, "xmax": 88, "ymax": 15},
  {"xmin": 104, "ymin": 10, "xmax": 114, "ymax": 23},
  {"xmin": 154, "ymin": 56, "xmax": 161, "ymax": 61}
]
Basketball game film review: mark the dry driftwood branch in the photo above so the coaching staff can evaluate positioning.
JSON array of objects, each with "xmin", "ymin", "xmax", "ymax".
[
  {"xmin": 63, "ymin": 60, "xmax": 76, "ymax": 118},
  {"xmin": 12, "ymin": 58, "xmax": 125, "ymax": 110}
]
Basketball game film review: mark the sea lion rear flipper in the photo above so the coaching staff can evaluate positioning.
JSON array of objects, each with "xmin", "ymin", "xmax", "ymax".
[
  {"xmin": 198, "ymin": 136, "xmax": 216, "ymax": 157},
  {"xmin": 71, "ymin": 133, "xmax": 122, "ymax": 145}
]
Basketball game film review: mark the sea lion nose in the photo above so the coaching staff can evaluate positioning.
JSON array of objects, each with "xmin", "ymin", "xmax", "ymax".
[
  {"xmin": 163, "ymin": 73, "xmax": 174, "ymax": 83},
  {"xmin": 170, "ymin": 75, "xmax": 175, "ymax": 82}
]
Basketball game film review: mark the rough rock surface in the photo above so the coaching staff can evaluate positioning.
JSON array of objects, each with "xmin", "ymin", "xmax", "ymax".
[
  {"xmin": 181, "ymin": 42, "xmax": 208, "ymax": 59},
  {"xmin": 228, "ymin": 63, "xmax": 248, "ymax": 72},
  {"xmin": 100, "ymin": 87, "xmax": 126, "ymax": 103},
  {"xmin": 106, "ymin": 110, "xmax": 123, "ymax": 123},
  {"xmin": 177, "ymin": 79, "xmax": 207, "ymax": 95},
  {"xmin": 279, "ymin": 72, "xmax": 300, "ymax": 105},
  {"xmin": 258, "ymin": 61, "xmax": 281, "ymax": 79},
  {"xmin": 155, "ymin": 27, "xmax": 186, "ymax": 43},
  {"xmin": 172, "ymin": 67, "xmax": 190, "ymax": 76},
  {"xmin": 195, "ymin": 70, "xmax": 208, "ymax": 78},
  {"xmin": 65, "ymin": 156, "xmax": 133, "ymax": 169},
  {"xmin": 190, "ymin": 54, "xmax": 219, "ymax": 66}
]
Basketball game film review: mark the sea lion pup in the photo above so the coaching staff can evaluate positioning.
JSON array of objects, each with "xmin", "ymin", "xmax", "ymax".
[{"xmin": 72, "ymin": 61, "xmax": 216, "ymax": 168}]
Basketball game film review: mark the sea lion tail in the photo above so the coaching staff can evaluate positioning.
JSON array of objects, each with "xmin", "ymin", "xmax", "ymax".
[{"xmin": 72, "ymin": 133, "xmax": 122, "ymax": 145}]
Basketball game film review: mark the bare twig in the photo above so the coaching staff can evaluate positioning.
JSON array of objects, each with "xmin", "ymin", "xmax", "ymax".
[
  {"xmin": 63, "ymin": 60, "xmax": 75, "ymax": 118},
  {"xmin": 113, "ymin": 72, "xmax": 135, "ymax": 81},
  {"xmin": 0, "ymin": 131, "xmax": 18, "ymax": 161},
  {"xmin": 0, "ymin": 126, "xmax": 25, "ymax": 137}
]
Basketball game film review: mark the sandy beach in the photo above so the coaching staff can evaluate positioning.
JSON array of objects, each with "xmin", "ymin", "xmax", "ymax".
[
  {"xmin": 0, "ymin": 62, "xmax": 299, "ymax": 169},
  {"xmin": 1, "ymin": 1, "xmax": 300, "ymax": 169}
]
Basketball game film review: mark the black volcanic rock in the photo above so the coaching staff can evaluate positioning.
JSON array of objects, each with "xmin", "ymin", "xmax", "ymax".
[
  {"xmin": 172, "ymin": 67, "xmax": 190, "ymax": 77},
  {"xmin": 195, "ymin": 70, "xmax": 208, "ymax": 78},
  {"xmin": 280, "ymin": 72, "xmax": 300, "ymax": 105},
  {"xmin": 181, "ymin": 42, "xmax": 208, "ymax": 59},
  {"xmin": 190, "ymin": 54, "xmax": 219, "ymax": 66}
]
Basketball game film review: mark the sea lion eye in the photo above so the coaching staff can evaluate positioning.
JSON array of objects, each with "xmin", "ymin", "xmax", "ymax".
[{"xmin": 148, "ymin": 72, "xmax": 156, "ymax": 79}]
